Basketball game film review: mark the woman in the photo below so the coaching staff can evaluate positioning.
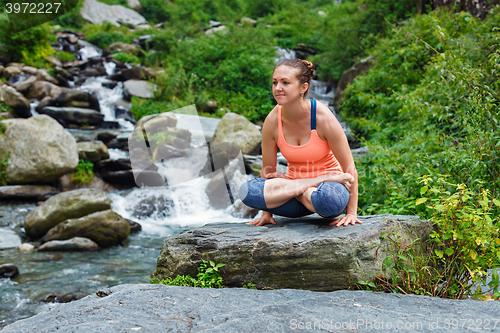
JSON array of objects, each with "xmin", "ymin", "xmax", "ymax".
[{"xmin": 238, "ymin": 59, "xmax": 361, "ymax": 227}]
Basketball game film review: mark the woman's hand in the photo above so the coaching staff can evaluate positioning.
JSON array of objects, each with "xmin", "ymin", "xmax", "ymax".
[
  {"xmin": 265, "ymin": 172, "xmax": 286, "ymax": 179},
  {"xmin": 329, "ymin": 213, "xmax": 362, "ymax": 227},
  {"xmin": 246, "ymin": 213, "xmax": 276, "ymax": 226}
]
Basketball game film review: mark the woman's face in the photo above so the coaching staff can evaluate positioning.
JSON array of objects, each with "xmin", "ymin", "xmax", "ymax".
[{"xmin": 272, "ymin": 65, "xmax": 306, "ymax": 105}]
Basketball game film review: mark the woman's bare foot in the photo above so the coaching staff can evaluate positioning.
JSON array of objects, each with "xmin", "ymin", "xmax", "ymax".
[{"xmin": 323, "ymin": 172, "xmax": 354, "ymax": 191}]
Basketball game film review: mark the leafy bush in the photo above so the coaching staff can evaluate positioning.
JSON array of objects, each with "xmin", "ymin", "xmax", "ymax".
[
  {"xmin": 0, "ymin": 151, "xmax": 10, "ymax": 186},
  {"xmin": 70, "ymin": 159, "xmax": 94, "ymax": 185},
  {"xmin": 0, "ymin": 22, "xmax": 54, "ymax": 67},
  {"xmin": 151, "ymin": 260, "xmax": 226, "ymax": 288},
  {"xmin": 365, "ymin": 176, "xmax": 500, "ymax": 299},
  {"xmin": 112, "ymin": 52, "xmax": 141, "ymax": 64},
  {"xmin": 83, "ymin": 22, "xmax": 132, "ymax": 49}
]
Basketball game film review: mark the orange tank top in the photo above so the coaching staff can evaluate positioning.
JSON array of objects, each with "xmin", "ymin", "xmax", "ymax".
[{"xmin": 277, "ymin": 99, "xmax": 343, "ymax": 180}]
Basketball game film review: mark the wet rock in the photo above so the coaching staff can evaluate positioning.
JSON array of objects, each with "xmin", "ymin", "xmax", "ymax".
[
  {"xmin": 123, "ymin": 79, "xmax": 157, "ymax": 99},
  {"xmin": 134, "ymin": 112, "xmax": 177, "ymax": 134},
  {"xmin": 94, "ymin": 158, "xmax": 132, "ymax": 172},
  {"xmin": 41, "ymin": 209, "xmax": 131, "ymax": 248},
  {"xmin": 0, "ymin": 115, "xmax": 78, "ymax": 184},
  {"xmin": 2, "ymin": 284, "xmax": 499, "ymax": 333},
  {"xmin": 0, "ymin": 264, "xmax": 19, "ymax": 278},
  {"xmin": 77, "ymin": 141, "xmax": 110, "ymax": 162},
  {"xmin": 0, "ymin": 228, "xmax": 22, "ymax": 249},
  {"xmin": 12, "ymin": 75, "xmax": 37, "ymax": 94},
  {"xmin": 0, "ymin": 185, "xmax": 59, "ymax": 201},
  {"xmin": 204, "ymin": 158, "xmax": 246, "ymax": 209},
  {"xmin": 97, "ymin": 131, "xmax": 119, "ymax": 143},
  {"xmin": 38, "ymin": 237, "xmax": 99, "ymax": 252},
  {"xmin": 199, "ymin": 141, "xmax": 242, "ymax": 176},
  {"xmin": 211, "ymin": 112, "xmax": 261, "ymax": 155},
  {"xmin": 121, "ymin": 66, "xmax": 157, "ymax": 81},
  {"xmin": 127, "ymin": 220, "xmax": 142, "ymax": 233},
  {"xmin": 39, "ymin": 106, "xmax": 104, "ymax": 127},
  {"xmin": 45, "ymin": 56, "xmax": 63, "ymax": 68},
  {"xmin": 81, "ymin": 66, "xmax": 107, "ymax": 77},
  {"xmin": 17, "ymin": 243, "xmax": 35, "ymax": 252},
  {"xmin": 80, "ymin": 0, "xmax": 147, "ymax": 27},
  {"xmin": 54, "ymin": 66, "xmax": 73, "ymax": 81},
  {"xmin": 55, "ymin": 74, "xmax": 70, "ymax": 88},
  {"xmin": 24, "ymin": 188, "xmax": 111, "ymax": 240},
  {"xmin": 151, "ymin": 214, "xmax": 432, "ymax": 291},
  {"xmin": 127, "ymin": 0, "xmax": 142, "ymax": 12},
  {"xmin": 102, "ymin": 80, "xmax": 118, "ymax": 89},
  {"xmin": 59, "ymin": 173, "xmax": 119, "ymax": 192},
  {"xmin": 21, "ymin": 66, "xmax": 38, "ymax": 75},
  {"xmin": 42, "ymin": 293, "xmax": 87, "ymax": 303},
  {"xmin": 52, "ymin": 90, "xmax": 100, "ymax": 111},
  {"xmin": 103, "ymin": 42, "xmax": 142, "ymax": 57},
  {"xmin": 0, "ymin": 85, "xmax": 31, "ymax": 118},
  {"xmin": 28, "ymin": 80, "xmax": 63, "ymax": 100},
  {"xmin": 100, "ymin": 120, "xmax": 121, "ymax": 129},
  {"xmin": 3, "ymin": 66, "xmax": 22, "ymax": 80},
  {"xmin": 36, "ymin": 69, "xmax": 59, "ymax": 85},
  {"xmin": 293, "ymin": 43, "xmax": 317, "ymax": 60},
  {"xmin": 132, "ymin": 196, "xmax": 174, "ymax": 217},
  {"xmin": 115, "ymin": 105, "xmax": 136, "ymax": 123},
  {"xmin": 232, "ymin": 199, "xmax": 259, "ymax": 218},
  {"xmin": 333, "ymin": 55, "xmax": 375, "ymax": 110}
]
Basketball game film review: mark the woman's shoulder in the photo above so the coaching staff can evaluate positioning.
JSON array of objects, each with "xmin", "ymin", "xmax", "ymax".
[
  {"xmin": 314, "ymin": 101, "xmax": 342, "ymax": 139},
  {"xmin": 263, "ymin": 105, "xmax": 279, "ymax": 127}
]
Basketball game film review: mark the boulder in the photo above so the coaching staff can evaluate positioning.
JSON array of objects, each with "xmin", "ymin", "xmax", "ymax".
[
  {"xmin": 127, "ymin": 0, "xmax": 142, "ymax": 11},
  {"xmin": 151, "ymin": 214, "xmax": 432, "ymax": 291},
  {"xmin": 24, "ymin": 188, "xmax": 111, "ymax": 240},
  {"xmin": 36, "ymin": 69, "xmax": 59, "ymax": 85},
  {"xmin": 39, "ymin": 106, "xmax": 104, "ymax": 127},
  {"xmin": 59, "ymin": 173, "xmax": 119, "ymax": 192},
  {"xmin": 52, "ymin": 90, "xmax": 100, "ymax": 111},
  {"xmin": 0, "ymin": 115, "xmax": 79, "ymax": 184},
  {"xmin": 27, "ymin": 80, "xmax": 64, "ymax": 100},
  {"xmin": 123, "ymin": 79, "xmax": 157, "ymax": 99},
  {"xmin": 0, "ymin": 264, "xmax": 19, "ymax": 278},
  {"xmin": 12, "ymin": 75, "xmax": 37, "ymax": 94},
  {"xmin": 77, "ymin": 141, "xmax": 110, "ymax": 162},
  {"xmin": 240, "ymin": 17, "xmax": 257, "ymax": 26},
  {"xmin": 211, "ymin": 112, "xmax": 261, "ymax": 155},
  {"xmin": 18, "ymin": 243, "xmax": 35, "ymax": 252},
  {"xmin": 0, "ymin": 185, "xmax": 59, "ymax": 201},
  {"xmin": 199, "ymin": 141, "xmax": 242, "ymax": 176},
  {"xmin": 38, "ymin": 237, "xmax": 99, "ymax": 252},
  {"xmin": 204, "ymin": 158, "xmax": 246, "ymax": 209},
  {"xmin": 80, "ymin": 0, "xmax": 147, "ymax": 27},
  {"xmin": 205, "ymin": 25, "xmax": 228, "ymax": 36},
  {"xmin": 121, "ymin": 67, "xmax": 157, "ymax": 81},
  {"xmin": 333, "ymin": 55, "xmax": 375, "ymax": 110},
  {"xmin": 0, "ymin": 228, "xmax": 22, "ymax": 249},
  {"xmin": 0, "ymin": 85, "xmax": 31, "ymax": 118},
  {"xmin": 40, "ymin": 209, "xmax": 131, "ymax": 248},
  {"xmin": 103, "ymin": 42, "xmax": 142, "ymax": 57},
  {"xmin": 134, "ymin": 112, "xmax": 177, "ymax": 133},
  {"xmin": 21, "ymin": 66, "xmax": 38, "ymax": 75},
  {"xmin": 3, "ymin": 66, "xmax": 22, "ymax": 80},
  {"xmin": 2, "ymin": 284, "xmax": 500, "ymax": 333}
]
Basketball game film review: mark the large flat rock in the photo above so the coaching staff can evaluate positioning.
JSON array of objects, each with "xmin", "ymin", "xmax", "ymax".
[
  {"xmin": 2, "ymin": 284, "xmax": 499, "ymax": 332},
  {"xmin": 80, "ymin": 0, "xmax": 147, "ymax": 27},
  {"xmin": 152, "ymin": 214, "xmax": 432, "ymax": 291},
  {"xmin": 0, "ymin": 228, "xmax": 21, "ymax": 249}
]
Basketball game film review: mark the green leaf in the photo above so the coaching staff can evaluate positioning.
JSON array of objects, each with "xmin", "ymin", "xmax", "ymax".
[
  {"xmin": 358, "ymin": 281, "xmax": 368, "ymax": 285},
  {"xmin": 420, "ymin": 186, "xmax": 428, "ymax": 195},
  {"xmin": 435, "ymin": 250, "xmax": 444, "ymax": 258},
  {"xmin": 443, "ymin": 233, "xmax": 452, "ymax": 240},
  {"xmin": 368, "ymin": 282, "xmax": 376, "ymax": 288},
  {"xmin": 445, "ymin": 248, "xmax": 454, "ymax": 256},
  {"xmin": 215, "ymin": 263, "xmax": 225, "ymax": 268},
  {"xmin": 493, "ymin": 199, "xmax": 500, "ymax": 207},
  {"xmin": 397, "ymin": 254, "xmax": 408, "ymax": 261},
  {"xmin": 380, "ymin": 233, "xmax": 388, "ymax": 238},
  {"xmin": 435, "ymin": 204, "xmax": 446, "ymax": 212},
  {"xmin": 382, "ymin": 257, "xmax": 393, "ymax": 269},
  {"xmin": 416, "ymin": 198, "xmax": 428, "ymax": 206}
]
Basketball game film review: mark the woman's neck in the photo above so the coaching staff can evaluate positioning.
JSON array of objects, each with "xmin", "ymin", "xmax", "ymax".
[{"xmin": 281, "ymin": 99, "xmax": 310, "ymax": 122}]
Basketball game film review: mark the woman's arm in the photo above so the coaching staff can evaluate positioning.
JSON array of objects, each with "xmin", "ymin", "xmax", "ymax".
[{"xmin": 317, "ymin": 103, "xmax": 362, "ymax": 227}]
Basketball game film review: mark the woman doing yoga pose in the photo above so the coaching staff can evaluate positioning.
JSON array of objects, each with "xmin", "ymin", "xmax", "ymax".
[{"xmin": 238, "ymin": 59, "xmax": 361, "ymax": 227}]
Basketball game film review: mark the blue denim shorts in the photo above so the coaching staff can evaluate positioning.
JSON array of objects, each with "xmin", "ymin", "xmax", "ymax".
[{"xmin": 238, "ymin": 178, "xmax": 350, "ymax": 218}]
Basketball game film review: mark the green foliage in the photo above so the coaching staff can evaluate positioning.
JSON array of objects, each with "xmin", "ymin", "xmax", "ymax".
[
  {"xmin": 150, "ymin": 260, "xmax": 226, "ymax": 288},
  {"xmin": 342, "ymin": 8, "xmax": 500, "ymax": 218},
  {"xmin": 0, "ymin": 22, "xmax": 54, "ymax": 67},
  {"xmin": 242, "ymin": 281, "xmax": 257, "ymax": 289},
  {"xmin": 0, "ymin": 151, "xmax": 10, "ymax": 186},
  {"xmin": 367, "ymin": 176, "xmax": 500, "ymax": 299},
  {"xmin": 82, "ymin": 22, "xmax": 132, "ymax": 49},
  {"xmin": 51, "ymin": 1, "xmax": 86, "ymax": 29},
  {"xmin": 112, "ymin": 52, "xmax": 140, "ymax": 64},
  {"xmin": 70, "ymin": 159, "xmax": 94, "ymax": 185},
  {"xmin": 55, "ymin": 51, "xmax": 76, "ymax": 62}
]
